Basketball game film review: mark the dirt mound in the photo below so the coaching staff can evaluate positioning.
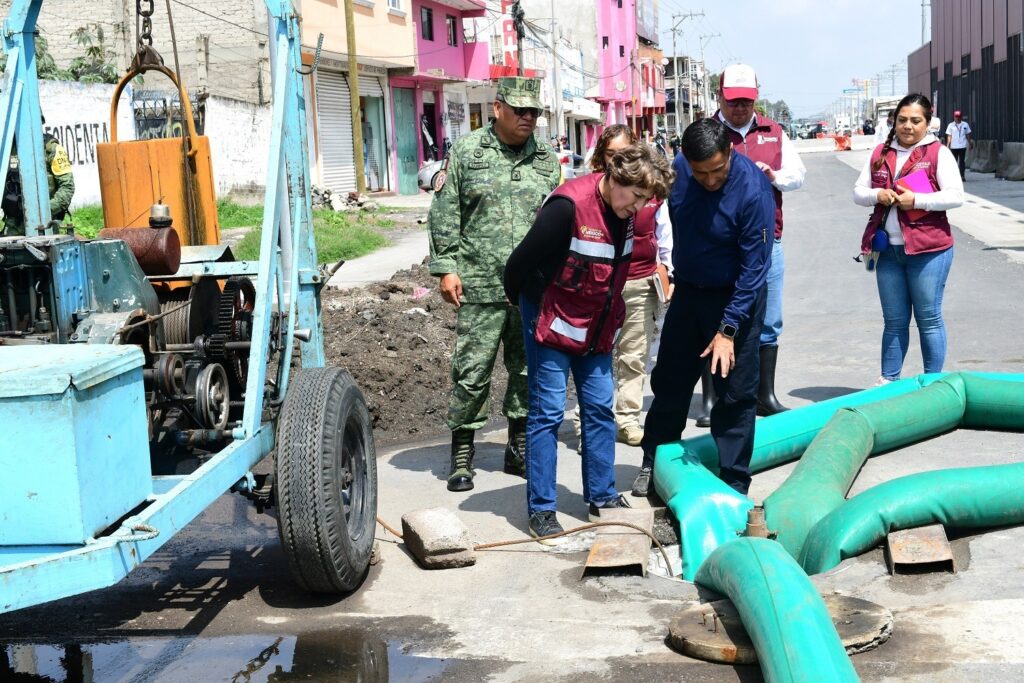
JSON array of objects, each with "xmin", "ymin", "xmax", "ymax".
[{"xmin": 322, "ymin": 261, "xmax": 509, "ymax": 446}]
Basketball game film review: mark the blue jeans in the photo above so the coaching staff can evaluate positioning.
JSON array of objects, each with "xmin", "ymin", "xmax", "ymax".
[
  {"xmin": 520, "ymin": 296, "xmax": 618, "ymax": 516},
  {"xmin": 875, "ymin": 245, "xmax": 954, "ymax": 380},
  {"xmin": 760, "ymin": 238, "xmax": 784, "ymax": 346}
]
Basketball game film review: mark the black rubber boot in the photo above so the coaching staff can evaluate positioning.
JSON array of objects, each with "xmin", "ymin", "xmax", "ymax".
[
  {"xmin": 756, "ymin": 345, "xmax": 790, "ymax": 416},
  {"xmin": 447, "ymin": 429, "xmax": 476, "ymax": 492},
  {"xmin": 695, "ymin": 363, "xmax": 715, "ymax": 428},
  {"xmin": 504, "ymin": 418, "xmax": 527, "ymax": 478}
]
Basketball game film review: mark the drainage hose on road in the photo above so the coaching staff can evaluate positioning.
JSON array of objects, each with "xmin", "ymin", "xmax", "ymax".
[
  {"xmin": 695, "ymin": 537, "xmax": 859, "ymax": 683},
  {"xmin": 800, "ymin": 462, "xmax": 1024, "ymax": 574},
  {"xmin": 764, "ymin": 378, "xmax": 966, "ymax": 559}
]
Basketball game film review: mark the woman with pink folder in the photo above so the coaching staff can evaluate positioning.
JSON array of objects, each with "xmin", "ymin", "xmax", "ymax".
[{"xmin": 853, "ymin": 93, "xmax": 964, "ymax": 384}]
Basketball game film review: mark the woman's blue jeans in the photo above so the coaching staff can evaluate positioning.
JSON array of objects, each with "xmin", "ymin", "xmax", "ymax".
[
  {"xmin": 875, "ymin": 244, "xmax": 954, "ymax": 380},
  {"xmin": 519, "ymin": 295, "xmax": 618, "ymax": 517}
]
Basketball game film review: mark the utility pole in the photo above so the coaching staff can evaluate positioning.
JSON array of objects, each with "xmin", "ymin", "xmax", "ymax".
[
  {"xmin": 921, "ymin": 0, "xmax": 930, "ymax": 44},
  {"xmin": 344, "ymin": 0, "xmax": 366, "ymax": 194},
  {"xmin": 671, "ymin": 11, "xmax": 703, "ymax": 134},
  {"xmin": 699, "ymin": 33, "xmax": 719, "ymax": 117},
  {"xmin": 512, "ymin": 1, "xmax": 525, "ymax": 76},
  {"xmin": 550, "ymin": 0, "xmax": 560, "ymax": 139}
]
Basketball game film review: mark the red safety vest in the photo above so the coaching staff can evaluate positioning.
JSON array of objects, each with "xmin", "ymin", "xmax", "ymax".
[
  {"xmin": 535, "ymin": 173, "xmax": 634, "ymax": 355},
  {"xmin": 861, "ymin": 140, "xmax": 952, "ymax": 256},
  {"xmin": 626, "ymin": 199, "xmax": 662, "ymax": 280},
  {"xmin": 719, "ymin": 112, "xmax": 786, "ymax": 238}
]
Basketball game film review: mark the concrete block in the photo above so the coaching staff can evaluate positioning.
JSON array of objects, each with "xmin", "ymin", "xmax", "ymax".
[
  {"xmin": 968, "ymin": 140, "xmax": 998, "ymax": 173},
  {"xmin": 998, "ymin": 142, "xmax": 1024, "ymax": 181},
  {"xmin": 401, "ymin": 507, "xmax": 477, "ymax": 569}
]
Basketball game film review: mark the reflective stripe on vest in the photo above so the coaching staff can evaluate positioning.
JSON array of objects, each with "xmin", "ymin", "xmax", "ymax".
[
  {"xmin": 569, "ymin": 237, "xmax": 616, "ymax": 260},
  {"xmin": 550, "ymin": 317, "xmax": 588, "ymax": 342}
]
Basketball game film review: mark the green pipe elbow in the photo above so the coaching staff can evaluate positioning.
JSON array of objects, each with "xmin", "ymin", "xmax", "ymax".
[{"xmin": 695, "ymin": 538, "xmax": 859, "ymax": 683}]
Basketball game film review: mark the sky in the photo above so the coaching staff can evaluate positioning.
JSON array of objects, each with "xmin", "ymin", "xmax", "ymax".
[{"xmin": 656, "ymin": 0, "xmax": 928, "ymax": 118}]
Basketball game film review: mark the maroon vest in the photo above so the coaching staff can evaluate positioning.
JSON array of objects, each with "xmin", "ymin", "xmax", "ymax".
[
  {"xmin": 860, "ymin": 140, "xmax": 952, "ymax": 256},
  {"xmin": 720, "ymin": 113, "xmax": 785, "ymax": 238},
  {"xmin": 535, "ymin": 173, "xmax": 633, "ymax": 355},
  {"xmin": 626, "ymin": 199, "xmax": 663, "ymax": 280}
]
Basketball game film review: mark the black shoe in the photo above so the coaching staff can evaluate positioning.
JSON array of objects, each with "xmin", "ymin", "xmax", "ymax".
[
  {"xmin": 696, "ymin": 363, "xmax": 715, "ymax": 428},
  {"xmin": 588, "ymin": 494, "xmax": 631, "ymax": 522},
  {"xmin": 528, "ymin": 510, "xmax": 565, "ymax": 545},
  {"xmin": 631, "ymin": 467, "xmax": 652, "ymax": 497}
]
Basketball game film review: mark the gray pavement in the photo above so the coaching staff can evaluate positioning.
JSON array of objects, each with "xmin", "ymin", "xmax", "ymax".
[{"xmin": 4, "ymin": 151, "xmax": 1024, "ymax": 681}]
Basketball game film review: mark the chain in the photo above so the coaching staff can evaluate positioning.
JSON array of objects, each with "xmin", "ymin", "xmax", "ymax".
[{"xmin": 137, "ymin": 0, "xmax": 155, "ymax": 46}]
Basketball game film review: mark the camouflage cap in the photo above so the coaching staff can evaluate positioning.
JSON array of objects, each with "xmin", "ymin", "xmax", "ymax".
[{"xmin": 496, "ymin": 77, "xmax": 543, "ymax": 109}]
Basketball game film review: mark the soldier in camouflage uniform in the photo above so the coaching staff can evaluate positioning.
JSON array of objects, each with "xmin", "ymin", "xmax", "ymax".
[
  {"xmin": 2, "ymin": 129, "xmax": 75, "ymax": 236},
  {"xmin": 428, "ymin": 77, "xmax": 560, "ymax": 492}
]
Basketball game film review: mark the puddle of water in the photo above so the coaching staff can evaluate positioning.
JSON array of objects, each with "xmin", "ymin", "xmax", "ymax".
[{"xmin": 1, "ymin": 630, "xmax": 450, "ymax": 682}]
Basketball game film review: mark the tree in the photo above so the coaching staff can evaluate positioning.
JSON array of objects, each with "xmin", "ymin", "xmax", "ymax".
[{"xmin": 65, "ymin": 24, "xmax": 119, "ymax": 84}]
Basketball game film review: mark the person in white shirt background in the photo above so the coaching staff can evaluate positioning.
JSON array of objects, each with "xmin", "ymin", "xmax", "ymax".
[
  {"xmin": 945, "ymin": 109, "xmax": 974, "ymax": 181},
  {"xmin": 853, "ymin": 93, "xmax": 964, "ymax": 385}
]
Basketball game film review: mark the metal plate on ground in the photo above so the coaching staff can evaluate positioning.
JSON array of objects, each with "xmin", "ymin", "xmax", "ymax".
[
  {"xmin": 581, "ymin": 508, "xmax": 654, "ymax": 578},
  {"xmin": 886, "ymin": 524, "xmax": 955, "ymax": 574},
  {"xmin": 667, "ymin": 594, "xmax": 894, "ymax": 664}
]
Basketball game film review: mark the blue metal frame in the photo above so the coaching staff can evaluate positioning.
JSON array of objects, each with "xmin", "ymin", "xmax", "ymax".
[
  {"xmin": 0, "ymin": 0, "xmax": 49, "ymax": 235},
  {"xmin": 0, "ymin": 0, "xmax": 325, "ymax": 614}
]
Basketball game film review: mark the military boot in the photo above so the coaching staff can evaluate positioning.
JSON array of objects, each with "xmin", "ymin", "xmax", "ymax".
[
  {"xmin": 695, "ymin": 363, "xmax": 715, "ymax": 428},
  {"xmin": 447, "ymin": 429, "xmax": 476, "ymax": 492},
  {"xmin": 756, "ymin": 345, "xmax": 790, "ymax": 416},
  {"xmin": 504, "ymin": 417, "xmax": 527, "ymax": 478}
]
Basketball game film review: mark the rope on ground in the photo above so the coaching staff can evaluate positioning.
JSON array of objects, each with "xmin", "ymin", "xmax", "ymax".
[
  {"xmin": 376, "ymin": 515, "xmax": 404, "ymax": 539},
  {"xmin": 473, "ymin": 521, "xmax": 675, "ymax": 578},
  {"xmin": 376, "ymin": 517, "xmax": 675, "ymax": 578}
]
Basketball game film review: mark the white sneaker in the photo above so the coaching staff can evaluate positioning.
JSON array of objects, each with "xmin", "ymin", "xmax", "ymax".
[{"xmin": 873, "ymin": 376, "xmax": 895, "ymax": 387}]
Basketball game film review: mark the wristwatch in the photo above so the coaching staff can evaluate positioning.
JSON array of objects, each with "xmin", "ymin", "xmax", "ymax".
[{"xmin": 718, "ymin": 321, "xmax": 738, "ymax": 339}]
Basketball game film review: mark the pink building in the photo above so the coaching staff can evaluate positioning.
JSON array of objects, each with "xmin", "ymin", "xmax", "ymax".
[
  {"xmin": 390, "ymin": 0, "xmax": 488, "ymax": 188},
  {"xmin": 596, "ymin": 0, "xmax": 638, "ymax": 126}
]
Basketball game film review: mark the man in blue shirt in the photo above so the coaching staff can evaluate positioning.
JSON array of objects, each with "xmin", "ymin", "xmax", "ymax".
[{"xmin": 631, "ymin": 118, "xmax": 774, "ymax": 497}]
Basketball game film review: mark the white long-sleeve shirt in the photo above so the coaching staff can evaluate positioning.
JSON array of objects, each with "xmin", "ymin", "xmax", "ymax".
[
  {"xmin": 654, "ymin": 202, "xmax": 673, "ymax": 275},
  {"xmin": 853, "ymin": 133, "xmax": 964, "ymax": 245}
]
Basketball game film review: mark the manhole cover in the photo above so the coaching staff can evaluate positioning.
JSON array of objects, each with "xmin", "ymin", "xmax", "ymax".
[{"xmin": 667, "ymin": 594, "xmax": 893, "ymax": 664}]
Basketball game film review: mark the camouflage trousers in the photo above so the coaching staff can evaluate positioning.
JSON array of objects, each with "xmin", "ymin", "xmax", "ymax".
[{"xmin": 447, "ymin": 302, "xmax": 528, "ymax": 432}]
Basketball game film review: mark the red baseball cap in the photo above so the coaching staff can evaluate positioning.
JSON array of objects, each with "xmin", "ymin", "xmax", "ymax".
[
  {"xmin": 953, "ymin": 110, "xmax": 962, "ymax": 117},
  {"xmin": 720, "ymin": 64, "xmax": 759, "ymax": 101}
]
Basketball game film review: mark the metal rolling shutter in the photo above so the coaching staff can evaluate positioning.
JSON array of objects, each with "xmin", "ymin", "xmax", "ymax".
[
  {"xmin": 357, "ymin": 75, "xmax": 384, "ymax": 99},
  {"xmin": 315, "ymin": 70, "xmax": 355, "ymax": 193}
]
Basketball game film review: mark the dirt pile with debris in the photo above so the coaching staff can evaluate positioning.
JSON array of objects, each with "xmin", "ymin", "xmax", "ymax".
[{"xmin": 321, "ymin": 261, "xmax": 510, "ymax": 446}]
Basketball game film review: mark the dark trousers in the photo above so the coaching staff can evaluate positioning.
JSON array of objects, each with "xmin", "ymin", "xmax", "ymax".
[
  {"xmin": 640, "ymin": 283, "xmax": 767, "ymax": 494},
  {"xmin": 951, "ymin": 146, "xmax": 967, "ymax": 179}
]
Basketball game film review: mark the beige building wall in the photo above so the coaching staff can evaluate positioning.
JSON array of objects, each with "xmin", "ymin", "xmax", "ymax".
[{"xmin": 299, "ymin": 0, "xmax": 415, "ymax": 68}]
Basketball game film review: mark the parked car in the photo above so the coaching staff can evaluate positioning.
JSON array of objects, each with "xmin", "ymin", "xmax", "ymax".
[{"xmin": 418, "ymin": 140, "xmax": 453, "ymax": 192}]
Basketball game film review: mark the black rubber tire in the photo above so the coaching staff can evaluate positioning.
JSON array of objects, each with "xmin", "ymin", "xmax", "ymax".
[{"xmin": 275, "ymin": 367, "xmax": 378, "ymax": 593}]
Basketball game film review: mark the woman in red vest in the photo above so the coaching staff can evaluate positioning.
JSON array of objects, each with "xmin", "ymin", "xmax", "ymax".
[
  {"xmin": 853, "ymin": 93, "xmax": 964, "ymax": 383},
  {"xmin": 504, "ymin": 144, "xmax": 673, "ymax": 543}
]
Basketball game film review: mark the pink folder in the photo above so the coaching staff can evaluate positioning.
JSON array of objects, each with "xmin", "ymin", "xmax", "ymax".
[{"xmin": 896, "ymin": 169, "xmax": 933, "ymax": 221}]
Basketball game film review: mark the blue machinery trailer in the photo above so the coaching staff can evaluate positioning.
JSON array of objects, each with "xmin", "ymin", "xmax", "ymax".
[{"xmin": 0, "ymin": 0, "xmax": 378, "ymax": 613}]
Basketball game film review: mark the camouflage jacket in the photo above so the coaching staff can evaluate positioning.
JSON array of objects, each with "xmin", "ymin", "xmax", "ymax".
[{"xmin": 428, "ymin": 124, "xmax": 559, "ymax": 303}]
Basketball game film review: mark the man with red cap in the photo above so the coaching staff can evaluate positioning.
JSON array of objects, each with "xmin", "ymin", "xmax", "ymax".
[
  {"xmin": 945, "ymin": 110, "xmax": 973, "ymax": 181},
  {"xmin": 692, "ymin": 63, "xmax": 805, "ymax": 427}
]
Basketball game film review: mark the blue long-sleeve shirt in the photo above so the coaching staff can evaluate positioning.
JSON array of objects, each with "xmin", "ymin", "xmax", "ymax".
[{"xmin": 669, "ymin": 151, "xmax": 774, "ymax": 328}]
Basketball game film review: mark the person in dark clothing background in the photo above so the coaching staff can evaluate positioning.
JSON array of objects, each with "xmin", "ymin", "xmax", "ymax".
[
  {"xmin": 504, "ymin": 144, "xmax": 673, "ymax": 543},
  {"xmin": 631, "ymin": 118, "xmax": 774, "ymax": 498}
]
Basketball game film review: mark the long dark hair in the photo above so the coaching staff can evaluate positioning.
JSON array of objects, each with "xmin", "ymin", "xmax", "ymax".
[
  {"xmin": 590, "ymin": 124, "xmax": 636, "ymax": 172},
  {"xmin": 872, "ymin": 93, "xmax": 933, "ymax": 171}
]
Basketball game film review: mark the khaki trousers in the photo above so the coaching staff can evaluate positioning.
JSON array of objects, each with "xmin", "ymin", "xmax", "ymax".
[{"xmin": 613, "ymin": 275, "xmax": 661, "ymax": 428}]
